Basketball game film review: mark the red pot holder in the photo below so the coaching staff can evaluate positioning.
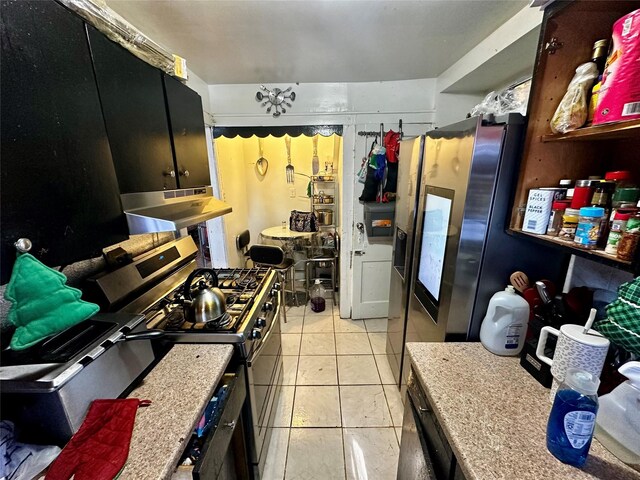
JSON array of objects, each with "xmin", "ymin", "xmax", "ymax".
[{"xmin": 46, "ymin": 398, "xmax": 151, "ymax": 480}]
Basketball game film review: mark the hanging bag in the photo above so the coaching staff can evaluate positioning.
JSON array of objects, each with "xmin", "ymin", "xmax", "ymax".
[{"xmin": 289, "ymin": 210, "xmax": 318, "ymax": 232}]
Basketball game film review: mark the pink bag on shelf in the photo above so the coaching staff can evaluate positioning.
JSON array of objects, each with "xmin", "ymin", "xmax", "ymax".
[{"xmin": 593, "ymin": 9, "xmax": 640, "ymax": 124}]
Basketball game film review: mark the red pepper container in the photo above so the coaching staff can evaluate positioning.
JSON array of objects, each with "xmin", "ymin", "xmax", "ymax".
[{"xmin": 571, "ymin": 179, "xmax": 595, "ymax": 209}]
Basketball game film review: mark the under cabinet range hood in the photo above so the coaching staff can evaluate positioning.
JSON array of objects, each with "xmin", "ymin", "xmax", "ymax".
[{"xmin": 121, "ymin": 187, "xmax": 232, "ymax": 234}]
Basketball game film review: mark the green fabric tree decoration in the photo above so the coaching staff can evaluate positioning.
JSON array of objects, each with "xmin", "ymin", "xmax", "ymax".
[{"xmin": 5, "ymin": 253, "xmax": 99, "ymax": 350}]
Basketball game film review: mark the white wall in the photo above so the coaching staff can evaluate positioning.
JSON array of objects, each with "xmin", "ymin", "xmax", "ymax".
[{"xmin": 207, "ymin": 79, "xmax": 437, "ymax": 318}]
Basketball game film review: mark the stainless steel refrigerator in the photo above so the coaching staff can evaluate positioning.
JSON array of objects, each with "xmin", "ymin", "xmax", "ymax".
[
  {"xmin": 385, "ymin": 136, "xmax": 425, "ymax": 385},
  {"xmin": 392, "ymin": 114, "xmax": 565, "ymax": 392}
]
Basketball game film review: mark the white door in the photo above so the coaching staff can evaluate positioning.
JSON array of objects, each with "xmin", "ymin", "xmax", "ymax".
[
  {"xmin": 350, "ymin": 130, "xmax": 393, "ymax": 319},
  {"xmin": 351, "ymin": 222, "xmax": 393, "ymax": 319}
]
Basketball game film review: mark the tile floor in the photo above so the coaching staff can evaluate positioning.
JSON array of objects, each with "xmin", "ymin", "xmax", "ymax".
[{"xmin": 263, "ymin": 301, "xmax": 403, "ymax": 480}]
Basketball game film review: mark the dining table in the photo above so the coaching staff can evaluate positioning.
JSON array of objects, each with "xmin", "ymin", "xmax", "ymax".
[{"xmin": 260, "ymin": 226, "xmax": 317, "ymax": 241}]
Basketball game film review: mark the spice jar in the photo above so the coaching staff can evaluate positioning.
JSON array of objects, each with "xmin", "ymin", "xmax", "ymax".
[
  {"xmin": 574, "ymin": 207, "xmax": 605, "ymax": 249},
  {"xmin": 547, "ymin": 201, "xmax": 571, "ymax": 236},
  {"xmin": 571, "ymin": 180, "xmax": 595, "ymax": 209},
  {"xmin": 605, "ymin": 211, "xmax": 632, "ymax": 255},
  {"xmin": 559, "ymin": 208, "xmax": 581, "ymax": 239},
  {"xmin": 617, "ymin": 212, "xmax": 640, "ymax": 261}
]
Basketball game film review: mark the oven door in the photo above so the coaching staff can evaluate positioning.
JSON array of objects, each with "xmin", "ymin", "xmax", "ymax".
[{"xmin": 246, "ymin": 298, "xmax": 283, "ymax": 474}]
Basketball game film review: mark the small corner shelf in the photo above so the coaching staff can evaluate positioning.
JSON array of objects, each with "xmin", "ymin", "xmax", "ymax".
[
  {"xmin": 540, "ymin": 119, "xmax": 640, "ymax": 143},
  {"xmin": 313, "ymin": 202, "xmax": 335, "ymax": 206},
  {"xmin": 509, "ymin": 228, "xmax": 635, "ymax": 272}
]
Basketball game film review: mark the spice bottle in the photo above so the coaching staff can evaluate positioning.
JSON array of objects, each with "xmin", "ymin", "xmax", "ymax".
[
  {"xmin": 574, "ymin": 207, "xmax": 605, "ymax": 250},
  {"xmin": 547, "ymin": 201, "xmax": 571, "ymax": 237},
  {"xmin": 605, "ymin": 211, "xmax": 632, "ymax": 255},
  {"xmin": 617, "ymin": 212, "xmax": 640, "ymax": 262},
  {"xmin": 559, "ymin": 208, "xmax": 581, "ymax": 240},
  {"xmin": 571, "ymin": 180, "xmax": 595, "ymax": 209},
  {"xmin": 591, "ymin": 181, "xmax": 615, "ymax": 247}
]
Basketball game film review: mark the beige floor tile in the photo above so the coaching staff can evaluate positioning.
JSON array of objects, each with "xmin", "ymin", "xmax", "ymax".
[
  {"xmin": 374, "ymin": 355, "xmax": 397, "ymax": 385},
  {"xmin": 368, "ymin": 333, "xmax": 387, "ymax": 354},
  {"xmin": 303, "ymin": 314, "xmax": 334, "ymax": 333},
  {"xmin": 281, "ymin": 334, "xmax": 301, "ymax": 355},
  {"xmin": 296, "ymin": 355, "xmax": 338, "ymax": 385},
  {"xmin": 344, "ymin": 428, "xmax": 399, "ymax": 480},
  {"xmin": 262, "ymin": 428, "xmax": 289, "ymax": 480},
  {"xmin": 337, "ymin": 355, "xmax": 380, "ymax": 385},
  {"xmin": 282, "ymin": 356, "xmax": 299, "ymax": 386},
  {"xmin": 273, "ymin": 386, "xmax": 295, "ymax": 427},
  {"xmin": 300, "ymin": 333, "xmax": 336, "ymax": 355},
  {"xmin": 286, "ymin": 305, "xmax": 306, "ymax": 317},
  {"xmin": 291, "ymin": 385, "xmax": 341, "ymax": 427},
  {"xmin": 383, "ymin": 384, "xmax": 404, "ymax": 427},
  {"xmin": 395, "ymin": 427, "xmax": 402, "ymax": 446},
  {"xmin": 285, "ymin": 428, "xmax": 345, "ymax": 480},
  {"xmin": 334, "ymin": 317, "xmax": 366, "ymax": 333},
  {"xmin": 341, "ymin": 385, "xmax": 392, "ymax": 427},
  {"xmin": 364, "ymin": 318, "xmax": 388, "ymax": 332},
  {"xmin": 335, "ymin": 333, "xmax": 373, "ymax": 355},
  {"xmin": 281, "ymin": 315, "xmax": 303, "ymax": 334}
]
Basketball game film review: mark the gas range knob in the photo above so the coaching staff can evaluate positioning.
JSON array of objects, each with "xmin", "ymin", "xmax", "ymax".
[
  {"xmin": 256, "ymin": 317, "xmax": 267, "ymax": 328},
  {"xmin": 272, "ymin": 282, "xmax": 281, "ymax": 292},
  {"xmin": 251, "ymin": 328, "xmax": 262, "ymax": 340},
  {"xmin": 263, "ymin": 302, "xmax": 274, "ymax": 312}
]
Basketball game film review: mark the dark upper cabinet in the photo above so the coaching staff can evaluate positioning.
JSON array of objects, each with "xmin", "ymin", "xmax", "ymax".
[
  {"xmin": 0, "ymin": 0, "xmax": 128, "ymax": 284},
  {"xmin": 163, "ymin": 74, "xmax": 211, "ymax": 188},
  {"xmin": 87, "ymin": 25, "xmax": 177, "ymax": 193}
]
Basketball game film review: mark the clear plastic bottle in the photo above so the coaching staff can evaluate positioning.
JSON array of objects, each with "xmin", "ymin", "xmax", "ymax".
[
  {"xmin": 309, "ymin": 279, "xmax": 326, "ymax": 313},
  {"xmin": 595, "ymin": 361, "xmax": 640, "ymax": 466},
  {"xmin": 547, "ymin": 368, "xmax": 600, "ymax": 467}
]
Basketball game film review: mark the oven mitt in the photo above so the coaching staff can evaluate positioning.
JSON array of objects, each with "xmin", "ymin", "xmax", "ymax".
[
  {"xmin": 45, "ymin": 399, "xmax": 150, "ymax": 480},
  {"xmin": 4, "ymin": 253, "xmax": 99, "ymax": 350}
]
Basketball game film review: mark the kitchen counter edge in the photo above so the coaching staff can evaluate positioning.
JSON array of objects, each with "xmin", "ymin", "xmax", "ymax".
[
  {"xmin": 120, "ymin": 344, "xmax": 235, "ymax": 480},
  {"xmin": 406, "ymin": 342, "xmax": 640, "ymax": 480}
]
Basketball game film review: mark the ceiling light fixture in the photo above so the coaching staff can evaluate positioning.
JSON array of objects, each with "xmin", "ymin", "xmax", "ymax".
[{"xmin": 255, "ymin": 85, "xmax": 296, "ymax": 117}]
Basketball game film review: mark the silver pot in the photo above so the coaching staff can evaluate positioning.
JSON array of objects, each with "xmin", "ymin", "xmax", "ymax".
[
  {"xmin": 316, "ymin": 208, "xmax": 333, "ymax": 225},
  {"xmin": 182, "ymin": 268, "xmax": 226, "ymax": 325}
]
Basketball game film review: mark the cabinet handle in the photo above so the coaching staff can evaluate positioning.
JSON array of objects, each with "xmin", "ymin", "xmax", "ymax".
[
  {"xmin": 179, "ymin": 169, "xmax": 190, "ymax": 177},
  {"xmin": 223, "ymin": 420, "xmax": 236, "ymax": 429},
  {"xmin": 164, "ymin": 170, "xmax": 176, "ymax": 178}
]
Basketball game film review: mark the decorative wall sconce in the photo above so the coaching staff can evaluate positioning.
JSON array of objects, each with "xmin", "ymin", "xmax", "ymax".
[{"xmin": 255, "ymin": 85, "xmax": 296, "ymax": 117}]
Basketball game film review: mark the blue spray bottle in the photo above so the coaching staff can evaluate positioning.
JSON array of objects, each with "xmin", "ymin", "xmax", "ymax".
[{"xmin": 546, "ymin": 368, "xmax": 600, "ymax": 467}]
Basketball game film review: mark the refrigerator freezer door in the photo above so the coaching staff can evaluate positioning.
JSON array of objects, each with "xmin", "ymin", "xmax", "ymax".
[{"xmin": 386, "ymin": 136, "xmax": 425, "ymax": 386}]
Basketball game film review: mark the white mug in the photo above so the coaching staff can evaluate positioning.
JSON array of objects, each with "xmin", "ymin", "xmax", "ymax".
[{"xmin": 536, "ymin": 323, "xmax": 609, "ymax": 402}]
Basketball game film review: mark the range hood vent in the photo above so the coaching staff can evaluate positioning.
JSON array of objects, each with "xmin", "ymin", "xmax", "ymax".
[{"xmin": 121, "ymin": 187, "xmax": 232, "ymax": 234}]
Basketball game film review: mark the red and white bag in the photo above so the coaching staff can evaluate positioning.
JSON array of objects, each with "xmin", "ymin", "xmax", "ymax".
[{"xmin": 593, "ymin": 9, "xmax": 640, "ymax": 124}]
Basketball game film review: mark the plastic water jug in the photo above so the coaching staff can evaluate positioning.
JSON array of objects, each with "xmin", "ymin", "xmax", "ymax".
[
  {"xmin": 309, "ymin": 279, "xmax": 326, "ymax": 313},
  {"xmin": 595, "ymin": 361, "xmax": 640, "ymax": 466},
  {"xmin": 479, "ymin": 285, "xmax": 529, "ymax": 356}
]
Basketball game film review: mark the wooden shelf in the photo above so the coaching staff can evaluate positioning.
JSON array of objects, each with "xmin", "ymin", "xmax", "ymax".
[
  {"xmin": 541, "ymin": 119, "xmax": 640, "ymax": 143},
  {"xmin": 509, "ymin": 228, "xmax": 635, "ymax": 272},
  {"xmin": 313, "ymin": 202, "xmax": 335, "ymax": 206}
]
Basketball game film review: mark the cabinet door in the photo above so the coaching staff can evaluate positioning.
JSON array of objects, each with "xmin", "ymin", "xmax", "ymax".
[
  {"xmin": 163, "ymin": 74, "xmax": 211, "ymax": 188},
  {"xmin": 87, "ymin": 26, "xmax": 177, "ymax": 193},
  {"xmin": 0, "ymin": 0, "xmax": 128, "ymax": 284}
]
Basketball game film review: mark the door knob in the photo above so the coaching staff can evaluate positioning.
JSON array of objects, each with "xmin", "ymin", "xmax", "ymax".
[{"xmin": 356, "ymin": 222, "xmax": 364, "ymax": 233}]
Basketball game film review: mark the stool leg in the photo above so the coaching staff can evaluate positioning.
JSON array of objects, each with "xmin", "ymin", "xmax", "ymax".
[
  {"xmin": 290, "ymin": 266, "xmax": 299, "ymax": 307},
  {"xmin": 331, "ymin": 260, "xmax": 336, "ymax": 304}
]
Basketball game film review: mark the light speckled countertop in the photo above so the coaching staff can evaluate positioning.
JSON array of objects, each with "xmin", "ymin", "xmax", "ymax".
[
  {"xmin": 120, "ymin": 344, "xmax": 234, "ymax": 480},
  {"xmin": 407, "ymin": 342, "xmax": 640, "ymax": 480}
]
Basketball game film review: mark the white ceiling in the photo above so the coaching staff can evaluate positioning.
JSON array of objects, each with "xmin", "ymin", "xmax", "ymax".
[{"xmin": 105, "ymin": 0, "xmax": 528, "ymax": 85}]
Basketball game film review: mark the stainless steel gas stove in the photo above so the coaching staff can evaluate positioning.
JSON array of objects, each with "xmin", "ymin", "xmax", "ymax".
[{"xmin": 85, "ymin": 236, "xmax": 283, "ymax": 479}]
